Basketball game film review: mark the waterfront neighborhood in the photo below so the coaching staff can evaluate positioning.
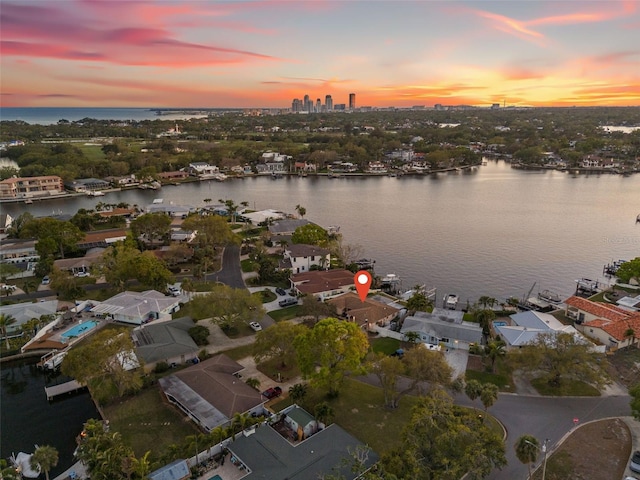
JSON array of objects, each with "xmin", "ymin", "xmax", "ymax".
[{"xmin": 1, "ymin": 108, "xmax": 640, "ymax": 480}]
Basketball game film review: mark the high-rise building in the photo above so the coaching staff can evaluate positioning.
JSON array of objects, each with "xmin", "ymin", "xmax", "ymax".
[
  {"xmin": 303, "ymin": 95, "xmax": 311, "ymax": 112},
  {"xmin": 325, "ymin": 95, "xmax": 333, "ymax": 111},
  {"xmin": 349, "ymin": 93, "xmax": 356, "ymax": 110},
  {"xmin": 291, "ymin": 98, "xmax": 302, "ymax": 112},
  {"xmin": 316, "ymin": 98, "xmax": 321, "ymax": 112}
]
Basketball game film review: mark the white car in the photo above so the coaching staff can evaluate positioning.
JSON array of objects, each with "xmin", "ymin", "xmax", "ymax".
[
  {"xmin": 249, "ymin": 321, "xmax": 262, "ymax": 332},
  {"xmin": 41, "ymin": 276, "xmax": 50, "ymax": 285},
  {"xmin": 75, "ymin": 271, "xmax": 90, "ymax": 278}
]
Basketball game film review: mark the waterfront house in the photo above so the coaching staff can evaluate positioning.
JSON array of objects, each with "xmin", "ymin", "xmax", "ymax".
[
  {"xmin": 565, "ymin": 296, "xmax": 640, "ymax": 350},
  {"xmin": 187, "ymin": 162, "xmax": 219, "ymax": 178},
  {"xmin": 240, "ymin": 209, "xmax": 286, "ymax": 225},
  {"xmin": 400, "ymin": 309, "xmax": 482, "ymax": 350},
  {"xmin": 281, "ymin": 244, "xmax": 330, "ymax": 274},
  {"xmin": 268, "ymin": 219, "xmax": 310, "ymax": 236},
  {"xmin": 0, "ymin": 299, "xmax": 58, "ymax": 335},
  {"xmin": 564, "ymin": 295, "xmax": 630, "ymax": 325},
  {"xmin": 132, "ymin": 316, "xmax": 199, "ymax": 371},
  {"xmin": 366, "ymin": 161, "xmax": 388, "ymax": 174},
  {"xmin": 328, "ymin": 292, "xmax": 399, "ymax": 329},
  {"xmin": 148, "ymin": 459, "xmax": 190, "ymax": 480},
  {"xmin": 65, "ymin": 177, "xmax": 110, "ymax": 192},
  {"xmin": 157, "ymin": 170, "xmax": 189, "ymax": 182},
  {"xmin": 146, "ymin": 202, "xmax": 196, "ymax": 218},
  {"xmin": 494, "ymin": 310, "xmax": 582, "ymax": 350},
  {"xmin": 91, "ymin": 290, "xmax": 180, "ymax": 325},
  {"xmin": 290, "ymin": 269, "xmax": 355, "ymax": 300},
  {"xmin": 0, "ymin": 175, "xmax": 65, "ymax": 199},
  {"xmin": 227, "ymin": 408, "xmax": 378, "ymax": 480},
  {"xmin": 158, "ymin": 354, "xmax": 264, "ymax": 432}
]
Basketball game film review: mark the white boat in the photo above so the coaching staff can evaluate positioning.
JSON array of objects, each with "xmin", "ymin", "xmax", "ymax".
[
  {"xmin": 538, "ymin": 289, "xmax": 562, "ymax": 304},
  {"xmin": 87, "ymin": 190, "xmax": 105, "ymax": 196},
  {"xmin": 443, "ymin": 294, "xmax": 459, "ymax": 310},
  {"xmin": 43, "ymin": 351, "xmax": 67, "ymax": 370},
  {"xmin": 11, "ymin": 450, "xmax": 41, "ymax": 478}
]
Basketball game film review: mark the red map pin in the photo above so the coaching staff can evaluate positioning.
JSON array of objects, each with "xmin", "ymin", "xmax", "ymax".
[{"xmin": 354, "ymin": 270, "xmax": 372, "ymax": 302}]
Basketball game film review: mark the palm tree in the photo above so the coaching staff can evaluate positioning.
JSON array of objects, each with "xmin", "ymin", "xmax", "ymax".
[
  {"xmin": 480, "ymin": 383, "xmax": 499, "ymax": 418},
  {"xmin": 231, "ymin": 412, "xmax": 252, "ymax": 434},
  {"xmin": 278, "ymin": 239, "xmax": 289, "ymax": 254},
  {"xmin": 22, "ymin": 279, "xmax": 36, "ymax": 295},
  {"xmin": 464, "ymin": 379, "xmax": 483, "ymax": 403},
  {"xmin": 403, "ymin": 331, "xmax": 420, "ymax": 344},
  {"xmin": 288, "ymin": 383, "xmax": 308, "ymax": 404},
  {"xmin": 30, "ymin": 445, "xmax": 58, "ymax": 480},
  {"xmin": 314, "ymin": 401, "xmax": 334, "ymax": 426},
  {"xmin": 245, "ymin": 377, "xmax": 261, "ymax": 390},
  {"xmin": 514, "ymin": 435, "xmax": 539, "ymax": 479},
  {"xmin": 0, "ymin": 313, "xmax": 17, "ymax": 349},
  {"xmin": 295, "ymin": 204, "xmax": 306, "ymax": 218},
  {"xmin": 181, "ymin": 277, "xmax": 194, "ymax": 299},
  {"xmin": 485, "ymin": 340, "xmax": 506, "ymax": 373}
]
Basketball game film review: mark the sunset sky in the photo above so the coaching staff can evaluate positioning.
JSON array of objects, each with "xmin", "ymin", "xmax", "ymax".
[{"xmin": 2, "ymin": 0, "xmax": 639, "ymax": 108}]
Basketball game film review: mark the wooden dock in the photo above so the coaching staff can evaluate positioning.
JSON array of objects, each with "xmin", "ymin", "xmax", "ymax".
[{"xmin": 45, "ymin": 380, "xmax": 85, "ymax": 401}]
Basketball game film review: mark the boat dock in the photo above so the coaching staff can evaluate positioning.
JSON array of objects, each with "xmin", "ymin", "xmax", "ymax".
[{"xmin": 44, "ymin": 380, "xmax": 85, "ymax": 401}]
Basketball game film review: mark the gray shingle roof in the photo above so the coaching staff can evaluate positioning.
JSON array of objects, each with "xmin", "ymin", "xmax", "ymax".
[
  {"xmin": 133, "ymin": 317, "xmax": 198, "ymax": 364},
  {"xmin": 230, "ymin": 423, "xmax": 378, "ymax": 479},
  {"xmin": 401, "ymin": 313, "xmax": 482, "ymax": 344}
]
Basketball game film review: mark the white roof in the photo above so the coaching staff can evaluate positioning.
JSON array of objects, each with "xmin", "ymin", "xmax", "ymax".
[
  {"xmin": 91, "ymin": 290, "xmax": 178, "ymax": 319},
  {"xmin": 242, "ymin": 209, "xmax": 285, "ymax": 224}
]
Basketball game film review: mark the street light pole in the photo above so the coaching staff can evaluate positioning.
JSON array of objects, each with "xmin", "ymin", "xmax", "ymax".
[{"xmin": 541, "ymin": 439, "xmax": 549, "ymax": 480}]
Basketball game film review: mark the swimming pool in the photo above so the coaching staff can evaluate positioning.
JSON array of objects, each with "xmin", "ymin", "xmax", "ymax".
[
  {"xmin": 61, "ymin": 321, "xmax": 98, "ymax": 339},
  {"xmin": 493, "ymin": 321, "xmax": 507, "ymax": 327},
  {"xmin": 208, "ymin": 475, "xmax": 222, "ymax": 480}
]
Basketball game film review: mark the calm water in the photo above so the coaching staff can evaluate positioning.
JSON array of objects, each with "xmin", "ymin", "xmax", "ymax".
[
  {"xmin": 0, "ymin": 107, "xmax": 208, "ymax": 125},
  {"xmin": 7, "ymin": 160, "xmax": 640, "ymax": 304},
  {"xmin": 0, "ymin": 359, "xmax": 99, "ymax": 477}
]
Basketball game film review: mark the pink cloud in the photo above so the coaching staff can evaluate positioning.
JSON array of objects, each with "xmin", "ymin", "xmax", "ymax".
[{"xmin": 1, "ymin": 1, "xmax": 282, "ymax": 67}]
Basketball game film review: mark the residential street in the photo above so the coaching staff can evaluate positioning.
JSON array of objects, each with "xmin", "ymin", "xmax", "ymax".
[{"xmin": 207, "ymin": 244, "xmax": 244, "ymax": 288}]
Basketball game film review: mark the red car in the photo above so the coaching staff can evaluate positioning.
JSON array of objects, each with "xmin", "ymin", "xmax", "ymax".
[{"xmin": 261, "ymin": 386, "xmax": 283, "ymax": 399}]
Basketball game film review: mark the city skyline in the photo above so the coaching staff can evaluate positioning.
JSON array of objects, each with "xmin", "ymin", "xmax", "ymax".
[{"xmin": 1, "ymin": 1, "xmax": 639, "ymax": 108}]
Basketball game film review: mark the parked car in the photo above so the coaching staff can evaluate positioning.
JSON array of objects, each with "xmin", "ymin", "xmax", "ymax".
[
  {"xmin": 630, "ymin": 451, "xmax": 640, "ymax": 473},
  {"xmin": 261, "ymin": 386, "xmax": 282, "ymax": 399},
  {"xmin": 275, "ymin": 287, "xmax": 287, "ymax": 296},
  {"xmin": 41, "ymin": 276, "xmax": 50, "ymax": 285},
  {"xmin": 278, "ymin": 298, "xmax": 298, "ymax": 307},
  {"xmin": 390, "ymin": 348, "xmax": 404, "ymax": 358},
  {"xmin": 167, "ymin": 286, "xmax": 181, "ymax": 297},
  {"xmin": 249, "ymin": 321, "xmax": 262, "ymax": 332},
  {"xmin": 75, "ymin": 271, "xmax": 90, "ymax": 278}
]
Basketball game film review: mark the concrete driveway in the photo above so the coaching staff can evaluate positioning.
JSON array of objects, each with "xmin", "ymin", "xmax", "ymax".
[
  {"xmin": 444, "ymin": 349, "xmax": 469, "ymax": 379},
  {"xmin": 247, "ymin": 286, "xmax": 299, "ymax": 313}
]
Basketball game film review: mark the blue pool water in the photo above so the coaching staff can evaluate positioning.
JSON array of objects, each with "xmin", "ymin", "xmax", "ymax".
[
  {"xmin": 493, "ymin": 321, "xmax": 507, "ymax": 327},
  {"xmin": 61, "ymin": 321, "xmax": 98, "ymax": 339},
  {"xmin": 208, "ymin": 475, "xmax": 222, "ymax": 480}
]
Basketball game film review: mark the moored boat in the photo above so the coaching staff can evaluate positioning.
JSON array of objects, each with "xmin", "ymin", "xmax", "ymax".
[
  {"xmin": 10, "ymin": 450, "xmax": 41, "ymax": 478},
  {"xmin": 443, "ymin": 293, "xmax": 459, "ymax": 310}
]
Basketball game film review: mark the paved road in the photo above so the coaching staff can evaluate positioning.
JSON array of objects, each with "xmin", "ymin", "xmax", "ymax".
[
  {"xmin": 207, "ymin": 245, "xmax": 244, "ymax": 288},
  {"xmin": 358, "ymin": 373, "xmax": 631, "ymax": 479}
]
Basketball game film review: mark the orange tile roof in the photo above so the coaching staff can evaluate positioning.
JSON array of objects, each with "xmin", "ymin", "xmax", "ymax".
[
  {"xmin": 292, "ymin": 269, "xmax": 354, "ymax": 294},
  {"xmin": 600, "ymin": 317, "xmax": 640, "ymax": 342},
  {"xmin": 565, "ymin": 296, "xmax": 631, "ymax": 322},
  {"xmin": 327, "ymin": 292, "xmax": 399, "ymax": 324}
]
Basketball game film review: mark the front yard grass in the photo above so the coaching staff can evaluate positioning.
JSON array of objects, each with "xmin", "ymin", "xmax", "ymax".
[
  {"xmin": 241, "ymin": 259, "xmax": 257, "ymax": 273},
  {"xmin": 530, "ymin": 377, "xmax": 601, "ymax": 396},
  {"xmin": 267, "ymin": 305, "xmax": 302, "ymax": 322},
  {"xmin": 252, "ymin": 289, "xmax": 276, "ymax": 303},
  {"xmin": 257, "ymin": 357, "xmax": 301, "ymax": 384},
  {"xmin": 104, "ymin": 387, "xmax": 199, "ymax": 460},
  {"xmin": 369, "ymin": 337, "xmax": 401, "ymax": 355},
  {"xmin": 465, "ymin": 369, "xmax": 513, "ymax": 391}
]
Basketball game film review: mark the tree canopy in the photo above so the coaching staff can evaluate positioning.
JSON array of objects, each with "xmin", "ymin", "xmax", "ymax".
[
  {"xmin": 61, "ymin": 328, "xmax": 143, "ymax": 404},
  {"xmin": 291, "ymin": 223, "xmax": 329, "ymax": 246},
  {"xmin": 510, "ymin": 331, "xmax": 609, "ymax": 388},
  {"xmin": 379, "ymin": 389, "xmax": 506, "ymax": 480},
  {"xmin": 253, "ymin": 321, "xmax": 307, "ymax": 368},
  {"xmin": 294, "ymin": 317, "xmax": 369, "ymax": 396},
  {"xmin": 186, "ymin": 284, "xmax": 264, "ymax": 330},
  {"xmin": 617, "ymin": 257, "xmax": 640, "ymax": 284}
]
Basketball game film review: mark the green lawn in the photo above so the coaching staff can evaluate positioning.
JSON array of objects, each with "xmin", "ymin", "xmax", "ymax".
[
  {"xmin": 267, "ymin": 305, "xmax": 303, "ymax": 322},
  {"xmin": 531, "ymin": 377, "xmax": 601, "ymax": 396},
  {"xmin": 465, "ymin": 370, "xmax": 513, "ymax": 391},
  {"xmin": 241, "ymin": 259, "xmax": 257, "ymax": 273},
  {"xmin": 219, "ymin": 343, "xmax": 255, "ymax": 361},
  {"xmin": 252, "ymin": 289, "xmax": 277, "ymax": 303},
  {"xmin": 103, "ymin": 387, "xmax": 199, "ymax": 459},
  {"xmin": 77, "ymin": 143, "xmax": 107, "ymax": 161},
  {"xmin": 369, "ymin": 337, "xmax": 401, "ymax": 355}
]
